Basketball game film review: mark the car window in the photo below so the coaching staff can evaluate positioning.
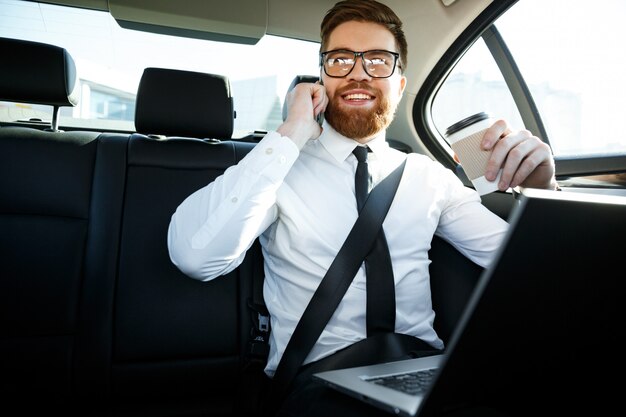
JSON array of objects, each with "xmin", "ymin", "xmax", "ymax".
[
  {"xmin": 431, "ymin": 0, "xmax": 626, "ymax": 159},
  {"xmin": 431, "ymin": 38, "xmax": 525, "ymax": 141},
  {"xmin": 0, "ymin": 1, "xmax": 320, "ymax": 136}
]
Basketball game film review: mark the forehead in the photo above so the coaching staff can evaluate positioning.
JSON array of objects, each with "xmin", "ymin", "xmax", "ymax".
[{"xmin": 326, "ymin": 21, "xmax": 396, "ymax": 52}]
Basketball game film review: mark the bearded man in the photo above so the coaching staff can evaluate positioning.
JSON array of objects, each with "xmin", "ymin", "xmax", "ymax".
[{"xmin": 167, "ymin": 1, "xmax": 558, "ymax": 415}]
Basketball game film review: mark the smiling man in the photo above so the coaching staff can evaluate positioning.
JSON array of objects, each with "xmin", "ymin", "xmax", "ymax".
[{"xmin": 167, "ymin": 1, "xmax": 558, "ymax": 416}]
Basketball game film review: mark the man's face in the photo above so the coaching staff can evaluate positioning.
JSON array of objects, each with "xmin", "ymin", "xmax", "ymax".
[{"xmin": 322, "ymin": 20, "xmax": 407, "ymax": 142}]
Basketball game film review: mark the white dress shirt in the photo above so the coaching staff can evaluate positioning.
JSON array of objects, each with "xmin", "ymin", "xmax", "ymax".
[{"xmin": 167, "ymin": 122, "xmax": 509, "ymax": 376}]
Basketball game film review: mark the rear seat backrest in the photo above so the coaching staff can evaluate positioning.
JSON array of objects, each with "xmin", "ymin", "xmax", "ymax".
[
  {"xmin": 108, "ymin": 67, "xmax": 258, "ymax": 414},
  {"xmin": 428, "ymin": 236, "xmax": 482, "ymax": 344},
  {"xmin": 2, "ymin": 47, "xmax": 263, "ymax": 414},
  {"xmin": 0, "ymin": 37, "xmax": 112, "ymax": 408}
]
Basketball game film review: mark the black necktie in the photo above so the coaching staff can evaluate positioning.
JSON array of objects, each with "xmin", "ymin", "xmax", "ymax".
[{"xmin": 352, "ymin": 146, "xmax": 396, "ymax": 335}]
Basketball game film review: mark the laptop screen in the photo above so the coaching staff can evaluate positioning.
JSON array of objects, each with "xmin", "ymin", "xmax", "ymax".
[{"xmin": 420, "ymin": 188, "xmax": 626, "ymax": 416}]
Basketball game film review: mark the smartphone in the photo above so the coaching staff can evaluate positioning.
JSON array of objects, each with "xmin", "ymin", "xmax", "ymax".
[
  {"xmin": 317, "ymin": 110, "xmax": 324, "ymax": 127},
  {"xmin": 317, "ymin": 77, "xmax": 325, "ymax": 126}
]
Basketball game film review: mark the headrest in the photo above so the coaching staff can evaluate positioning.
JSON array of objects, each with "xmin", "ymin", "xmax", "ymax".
[
  {"xmin": 282, "ymin": 75, "xmax": 319, "ymax": 121},
  {"xmin": 135, "ymin": 67, "xmax": 234, "ymax": 139},
  {"xmin": 0, "ymin": 37, "xmax": 79, "ymax": 107}
]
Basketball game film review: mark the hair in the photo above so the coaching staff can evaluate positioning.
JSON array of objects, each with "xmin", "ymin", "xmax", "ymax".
[{"xmin": 320, "ymin": 0, "xmax": 408, "ymax": 71}]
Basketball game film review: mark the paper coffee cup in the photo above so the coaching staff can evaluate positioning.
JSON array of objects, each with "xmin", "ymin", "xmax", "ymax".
[{"xmin": 445, "ymin": 112, "xmax": 502, "ymax": 195}]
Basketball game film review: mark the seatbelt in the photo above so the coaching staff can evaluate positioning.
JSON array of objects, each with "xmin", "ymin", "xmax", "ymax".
[
  {"xmin": 238, "ymin": 238, "xmax": 272, "ymax": 416},
  {"xmin": 269, "ymin": 157, "xmax": 407, "ymax": 408},
  {"xmin": 246, "ymin": 239, "xmax": 271, "ymax": 362}
]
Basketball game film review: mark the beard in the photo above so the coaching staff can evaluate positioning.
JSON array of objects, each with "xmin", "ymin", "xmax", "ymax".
[{"xmin": 325, "ymin": 82, "xmax": 397, "ymax": 141}]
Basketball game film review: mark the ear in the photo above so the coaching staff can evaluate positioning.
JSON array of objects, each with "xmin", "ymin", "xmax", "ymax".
[{"xmin": 397, "ymin": 75, "xmax": 407, "ymax": 97}]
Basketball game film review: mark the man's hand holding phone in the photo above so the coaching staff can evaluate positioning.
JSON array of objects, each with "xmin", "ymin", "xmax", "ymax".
[{"xmin": 277, "ymin": 81, "xmax": 327, "ymax": 150}]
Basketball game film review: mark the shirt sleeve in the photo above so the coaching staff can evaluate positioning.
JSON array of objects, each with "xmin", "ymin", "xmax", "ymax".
[
  {"xmin": 434, "ymin": 165, "xmax": 510, "ymax": 268},
  {"xmin": 167, "ymin": 131, "xmax": 300, "ymax": 281}
]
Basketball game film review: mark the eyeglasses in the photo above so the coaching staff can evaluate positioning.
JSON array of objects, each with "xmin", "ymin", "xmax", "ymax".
[{"xmin": 319, "ymin": 49, "xmax": 400, "ymax": 78}]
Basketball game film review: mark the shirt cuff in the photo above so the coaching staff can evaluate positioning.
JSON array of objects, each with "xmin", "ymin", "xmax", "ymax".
[{"xmin": 243, "ymin": 131, "xmax": 300, "ymax": 184}]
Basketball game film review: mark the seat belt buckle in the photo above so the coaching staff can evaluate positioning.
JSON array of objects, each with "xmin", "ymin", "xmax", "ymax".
[
  {"xmin": 246, "ymin": 298, "xmax": 271, "ymax": 361},
  {"xmin": 258, "ymin": 312, "xmax": 269, "ymax": 332}
]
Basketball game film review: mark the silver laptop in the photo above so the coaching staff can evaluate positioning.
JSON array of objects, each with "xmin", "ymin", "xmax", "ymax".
[
  {"xmin": 313, "ymin": 353, "xmax": 443, "ymax": 416},
  {"xmin": 314, "ymin": 188, "xmax": 626, "ymax": 416}
]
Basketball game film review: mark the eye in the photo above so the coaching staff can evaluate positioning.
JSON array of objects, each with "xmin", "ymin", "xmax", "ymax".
[
  {"xmin": 364, "ymin": 51, "xmax": 395, "ymax": 66},
  {"xmin": 328, "ymin": 57, "xmax": 354, "ymax": 66},
  {"xmin": 325, "ymin": 51, "xmax": 355, "ymax": 65},
  {"xmin": 367, "ymin": 58, "xmax": 387, "ymax": 66}
]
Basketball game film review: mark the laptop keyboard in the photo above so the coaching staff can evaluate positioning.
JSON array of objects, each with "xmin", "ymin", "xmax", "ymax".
[{"xmin": 365, "ymin": 368, "xmax": 437, "ymax": 396}]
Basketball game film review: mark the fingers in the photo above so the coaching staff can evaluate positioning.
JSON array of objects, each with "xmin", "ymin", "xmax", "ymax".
[
  {"xmin": 484, "ymin": 126, "xmax": 555, "ymax": 191},
  {"xmin": 286, "ymin": 82, "xmax": 327, "ymax": 121},
  {"xmin": 278, "ymin": 82, "xmax": 327, "ymax": 147},
  {"xmin": 499, "ymin": 136, "xmax": 551, "ymax": 189},
  {"xmin": 481, "ymin": 119, "xmax": 510, "ymax": 150},
  {"xmin": 484, "ymin": 128, "xmax": 531, "ymax": 182},
  {"xmin": 509, "ymin": 142, "xmax": 554, "ymax": 189},
  {"xmin": 311, "ymin": 84, "xmax": 328, "ymax": 119}
]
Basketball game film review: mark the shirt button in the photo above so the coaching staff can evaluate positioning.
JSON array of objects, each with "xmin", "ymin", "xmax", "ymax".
[
  {"xmin": 231, "ymin": 197, "xmax": 238, "ymax": 203},
  {"xmin": 279, "ymin": 155, "xmax": 286, "ymax": 164},
  {"xmin": 265, "ymin": 148, "xmax": 273, "ymax": 155}
]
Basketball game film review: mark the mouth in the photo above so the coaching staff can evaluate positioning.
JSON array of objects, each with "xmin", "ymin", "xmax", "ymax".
[
  {"xmin": 343, "ymin": 92, "xmax": 373, "ymax": 101},
  {"xmin": 340, "ymin": 89, "xmax": 376, "ymax": 105}
]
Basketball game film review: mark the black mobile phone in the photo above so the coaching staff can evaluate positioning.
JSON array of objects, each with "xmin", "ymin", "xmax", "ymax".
[
  {"xmin": 317, "ymin": 77, "xmax": 325, "ymax": 126},
  {"xmin": 317, "ymin": 111, "xmax": 324, "ymax": 127}
]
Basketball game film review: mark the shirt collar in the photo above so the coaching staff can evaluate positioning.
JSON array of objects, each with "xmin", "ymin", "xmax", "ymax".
[{"xmin": 318, "ymin": 120, "xmax": 389, "ymax": 164}]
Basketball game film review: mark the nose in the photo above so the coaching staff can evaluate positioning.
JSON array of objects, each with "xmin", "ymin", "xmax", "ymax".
[{"xmin": 347, "ymin": 55, "xmax": 372, "ymax": 82}]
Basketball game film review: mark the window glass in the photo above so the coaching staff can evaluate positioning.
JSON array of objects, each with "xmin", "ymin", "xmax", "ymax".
[
  {"xmin": 0, "ymin": 0, "xmax": 320, "ymax": 136},
  {"xmin": 431, "ymin": 0, "xmax": 626, "ymax": 158},
  {"xmin": 496, "ymin": 0, "xmax": 626, "ymax": 157},
  {"xmin": 431, "ymin": 38, "xmax": 524, "ymax": 139}
]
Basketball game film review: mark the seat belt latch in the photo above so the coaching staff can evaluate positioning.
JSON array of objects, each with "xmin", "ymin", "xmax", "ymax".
[{"xmin": 258, "ymin": 313, "xmax": 270, "ymax": 332}]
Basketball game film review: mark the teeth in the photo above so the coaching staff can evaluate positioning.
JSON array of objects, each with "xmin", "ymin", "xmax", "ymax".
[{"xmin": 344, "ymin": 93, "xmax": 372, "ymax": 100}]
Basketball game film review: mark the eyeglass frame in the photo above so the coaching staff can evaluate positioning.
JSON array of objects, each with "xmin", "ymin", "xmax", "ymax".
[{"xmin": 319, "ymin": 49, "xmax": 401, "ymax": 79}]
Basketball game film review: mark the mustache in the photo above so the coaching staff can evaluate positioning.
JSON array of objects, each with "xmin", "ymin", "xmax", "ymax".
[{"xmin": 335, "ymin": 82, "xmax": 380, "ymax": 97}]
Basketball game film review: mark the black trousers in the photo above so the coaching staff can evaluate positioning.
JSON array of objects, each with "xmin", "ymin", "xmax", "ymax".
[{"xmin": 268, "ymin": 333, "xmax": 442, "ymax": 417}]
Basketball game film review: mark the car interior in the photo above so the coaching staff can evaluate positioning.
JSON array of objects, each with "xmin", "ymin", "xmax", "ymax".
[{"xmin": 1, "ymin": 0, "xmax": 624, "ymax": 416}]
